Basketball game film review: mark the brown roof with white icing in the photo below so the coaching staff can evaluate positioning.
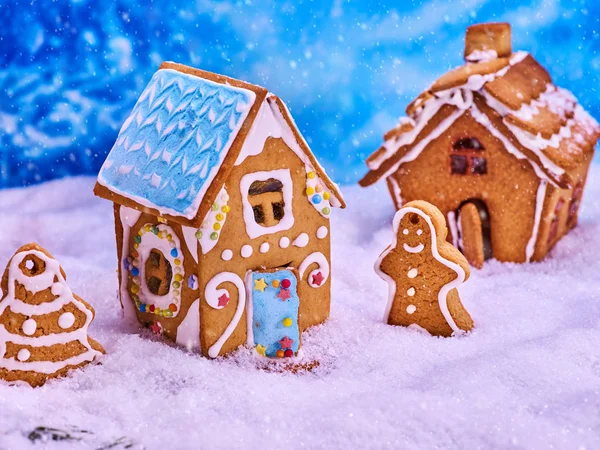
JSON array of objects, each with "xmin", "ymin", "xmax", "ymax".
[{"xmin": 360, "ymin": 23, "xmax": 600, "ymax": 189}]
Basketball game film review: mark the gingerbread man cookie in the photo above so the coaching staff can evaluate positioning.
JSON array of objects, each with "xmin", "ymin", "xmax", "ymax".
[
  {"xmin": 376, "ymin": 201, "xmax": 474, "ymax": 336},
  {"xmin": 0, "ymin": 243, "xmax": 105, "ymax": 387}
]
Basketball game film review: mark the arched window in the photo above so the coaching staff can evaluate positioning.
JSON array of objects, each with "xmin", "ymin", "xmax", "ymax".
[
  {"xmin": 248, "ymin": 178, "xmax": 285, "ymax": 227},
  {"xmin": 450, "ymin": 137, "xmax": 487, "ymax": 175},
  {"xmin": 144, "ymin": 249, "xmax": 173, "ymax": 296}
]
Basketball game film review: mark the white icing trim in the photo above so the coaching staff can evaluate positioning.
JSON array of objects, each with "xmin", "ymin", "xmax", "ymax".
[
  {"xmin": 221, "ymin": 249, "xmax": 233, "ymax": 261},
  {"xmin": 240, "ymin": 169, "xmax": 294, "ymax": 239},
  {"xmin": 181, "ymin": 226, "xmax": 199, "ymax": 264},
  {"xmin": 279, "ymin": 237, "xmax": 290, "ymax": 249},
  {"xmin": 292, "ymin": 233, "xmax": 309, "ymax": 248},
  {"xmin": 58, "ymin": 312, "xmax": 75, "ymax": 329},
  {"xmin": 235, "ymin": 100, "xmax": 282, "ymax": 165},
  {"xmin": 403, "ymin": 243, "xmax": 424, "ymax": 253},
  {"xmin": 204, "ymin": 272, "xmax": 246, "ymax": 358},
  {"xmin": 196, "ymin": 186, "xmax": 229, "ymax": 255},
  {"xmin": 299, "ymin": 252, "xmax": 330, "ymax": 288},
  {"xmin": 316, "ymin": 226, "xmax": 328, "ymax": 239},
  {"xmin": 0, "ymin": 249, "xmax": 103, "ymax": 375},
  {"xmin": 375, "ymin": 207, "xmax": 467, "ymax": 334},
  {"xmin": 119, "ymin": 206, "xmax": 142, "ymax": 322},
  {"xmin": 388, "ymin": 176, "xmax": 403, "ymax": 207},
  {"xmin": 176, "ymin": 298, "xmax": 201, "ymax": 351},
  {"xmin": 465, "ymin": 49, "xmax": 498, "ymax": 63},
  {"xmin": 447, "ymin": 211, "xmax": 460, "ymax": 249},
  {"xmin": 526, "ymin": 180, "xmax": 548, "ymax": 261},
  {"xmin": 259, "ymin": 242, "xmax": 270, "ymax": 254},
  {"xmin": 241, "ymin": 245, "xmax": 253, "ymax": 258}
]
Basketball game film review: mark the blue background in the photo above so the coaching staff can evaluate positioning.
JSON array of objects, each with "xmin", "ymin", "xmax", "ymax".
[{"xmin": 1, "ymin": 0, "xmax": 599, "ymax": 188}]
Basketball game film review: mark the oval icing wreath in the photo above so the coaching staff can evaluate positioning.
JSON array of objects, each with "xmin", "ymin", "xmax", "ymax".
[{"xmin": 126, "ymin": 223, "xmax": 184, "ymax": 318}]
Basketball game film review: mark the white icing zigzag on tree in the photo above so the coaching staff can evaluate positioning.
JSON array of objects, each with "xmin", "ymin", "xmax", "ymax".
[{"xmin": 0, "ymin": 250, "xmax": 103, "ymax": 375}]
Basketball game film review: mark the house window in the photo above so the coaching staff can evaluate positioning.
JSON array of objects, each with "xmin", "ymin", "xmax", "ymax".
[
  {"xmin": 547, "ymin": 198, "xmax": 564, "ymax": 244},
  {"xmin": 450, "ymin": 137, "xmax": 487, "ymax": 175},
  {"xmin": 144, "ymin": 248, "xmax": 173, "ymax": 296},
  {"xmin": 567, "ymin": 181, "xmax": 583, "ymax": 228},
  {"xmin": 240, "ymin": 169, "xmax": 295, "ymax": 239},
  {"xmin": 248, "ymin": 178, "xmax": 285, "ymax": 227}
]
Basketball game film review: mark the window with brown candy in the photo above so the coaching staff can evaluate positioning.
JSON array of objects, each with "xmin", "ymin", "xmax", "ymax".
[
  {"xmin": 248, "ymin": 178, "xmax": 285, "ymax": 227},
  {"xmin": 547, "ymin": 198, "xmax": 565, "ymax": 244},
  {"xmin": 144, "ymin": 249, "xmax": 173, "ymax": 296},
  {"xmin": 450, "ymin": 137, "xmax": 487, "ymax": 175},
  {"xmin": 567, "ymin": 181, "xmax": 583, "ymax": 228}
]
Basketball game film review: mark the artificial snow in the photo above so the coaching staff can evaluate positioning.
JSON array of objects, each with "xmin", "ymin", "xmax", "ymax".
[{"xmin": 1, "ymin": 169, "xmax": 600, "ymax": 449}]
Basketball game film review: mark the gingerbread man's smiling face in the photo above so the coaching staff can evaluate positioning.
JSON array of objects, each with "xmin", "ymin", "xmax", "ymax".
[{"xmin": 396, "ymin": 209, "xmax": 432, "ymax": 254}]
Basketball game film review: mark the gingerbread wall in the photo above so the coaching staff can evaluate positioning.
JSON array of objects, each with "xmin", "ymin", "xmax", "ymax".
[
  {"xmin": 198, "ymin": 136, "xmax": 332, "ymax": 357},
  {"xmin": 390, "ymin": 109, "xmax": 542, "ymax": 263}
]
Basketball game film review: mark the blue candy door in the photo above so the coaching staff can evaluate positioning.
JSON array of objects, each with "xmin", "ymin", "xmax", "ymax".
[{"xmin": 248, "ymin": 268, "xmax": 300, "ymax": 358}]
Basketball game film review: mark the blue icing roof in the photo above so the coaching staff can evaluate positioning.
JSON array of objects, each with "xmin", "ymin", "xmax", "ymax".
[{"xmin": 98, "ymin": 68, "xmax": 256, "ymax": 219}]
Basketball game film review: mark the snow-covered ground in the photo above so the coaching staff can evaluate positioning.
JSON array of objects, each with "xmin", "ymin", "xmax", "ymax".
[{"xmin": 1, "ymin": 168, "xmax": 600, "ymax": 449}]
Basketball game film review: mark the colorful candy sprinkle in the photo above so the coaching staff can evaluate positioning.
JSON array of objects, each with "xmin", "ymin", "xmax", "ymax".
[
  {"xmin": 276, "ymin": 349, "xmax": 284, "ymax": 358},
  {"xmin": 134, "ymin": 235, "xmax": 141, "ymax": 244},
  {"xmin": 174, "ymin": 259, "xmax": 181, "ymax": 266},
  {"xmin": 140, "ymin": 304, "xmax": 146, "ymax": 312},
  {"xmin": 213, "ymin": 223, "xmax": 221, "ymax": 231},
  {"xmin": 312, "ymin": 195, "xmax": 322, "ymax": 204},
  {"xmin": 216, "ymin": 213, "xmax": 224, "ymax": 221},
  {"xmin": 281, "ymin": 278, "xmax": 291, "ymax": 289},
  {"xmin": 323, "ymin": 192, "xmax": 331, "ymax": 200},
  {"xmin": 307, "ymin": 171, "xmax": 316, "ymax": 179},
  {"xmin": 169, "ymin": 303, "xmax": 177, "ymax": 312},
  {"xmin": 272, "ymin": 280, "xmax": 280, "ymax": 288},
  {"xmin": 131, "ymin": 267, "xmax": 139, "ymax": 276},
  {"xmin": 284, "ymin": 349, "xmax": 293, "ymax": 358},
  {"xmin": 211, "ymin": 202, "xmax": 219, "ymax": 211},
  {"xmin": 315, "ymin": 184, "xmax": 323, "ymax": 193},
  {"xmin": 306, "ymin": 187, "xmax": 315, "ymax": 196},
  {"xmin": 172, "ymin": 281, "xmax": 180, "ymax": 289},
  {"xmin": 195, "ymin": 230, "xmax": 202, "ymax": 239},
  {"xmin": 222, "ymin": 205, "xmax": 230, "ymax": 213},
  {"xmin": 322, "ymin": 207, "xmax": 331, "ymax": 215},
  {"xmin": 174, "ymin": 274, "xmax": 182, "ymax": 282},
  {"xmin": 283, "ymin": 317, "xmax": 293, "ymax": 327},
  {"xmin": 171, "ymin": 248, "xmax": 178, "ymax": 257},
  {"xmin": 210, "ymin": 232, "xmax": 218, "ymax": 240}
]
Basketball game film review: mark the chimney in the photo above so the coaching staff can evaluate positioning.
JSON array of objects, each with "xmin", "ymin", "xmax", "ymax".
[{"xmin": 464, "ymin": 22, "xmax": 512, "ymax": 62}]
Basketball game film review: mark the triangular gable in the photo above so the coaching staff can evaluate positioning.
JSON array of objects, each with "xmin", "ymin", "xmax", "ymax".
[{"xmin": 95, "ymin": 63, "xmax": 344, "ymax": 227}]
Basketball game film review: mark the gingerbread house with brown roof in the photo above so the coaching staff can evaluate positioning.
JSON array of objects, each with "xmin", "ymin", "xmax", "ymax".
[
  {"xmin": 94, "ymin": 62, "xmax": 345, "ymax": 359},
  {"xmin": 360, "ymin": 23, "xmax": 600, "ymax": 268}
]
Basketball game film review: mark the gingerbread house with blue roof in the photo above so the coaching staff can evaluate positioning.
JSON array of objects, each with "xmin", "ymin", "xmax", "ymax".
[{"xmin": 94, "ymin": 62, "xmax": 345, "ymax": 358}]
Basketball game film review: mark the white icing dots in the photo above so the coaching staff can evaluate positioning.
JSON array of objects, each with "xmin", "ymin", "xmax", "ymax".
[
  {"xmin": 292, "ymin": 233, "xmax": 309, "ymax": 248},
  {"xmin": 25, "ymin": 260, "xmax": 34, "ymax": 270},
  {"xmin": 17, "ymin": 349, "xmax": 31, "ymax": 362},
  {"xmin": 406, "ymin": 305, "xmax": 417, "ymax": 314},
  {"xmin": 407, "ymin": 287, "xmax": 416, "ymax": 297},
  {"xmin": 221, "ymin": 249, "xmax": 233, "ymax": 261},
  {"xmin": 417, "ymin": 229, "xmax": 423, "ymax": 236},
  {"xmin": 316, "ymin": 226, "xmax": 328, "ymax": 239},
  {"xmin": 58, "ymin": 312, "xmax": 76, "ymax": 329},
  {"xmin": 259, "ymin": 243, "xmax": 270, "ymax": 254},
  {"xmin": 241, "ymin": 245, "xmax": 253, "ymax": 258},
  {"xmin": 403, "ymin": 229, "xmax": 409, "ymax": 235},
  {"xmin": 407, "ymin": 268, "xmax": 418, "ymax": 279},
  {"xmin": 22, "ymin": 319, "xmax": 37, "ymax": 336},
  {"xmin": 279, "ymin": 237, "xmax": 290, "ymax": 249}
]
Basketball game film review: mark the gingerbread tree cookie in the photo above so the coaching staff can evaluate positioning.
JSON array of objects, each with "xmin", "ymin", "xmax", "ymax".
[
  {"xmin": 376, "ymin": 201, "xmax": 474, "ymax": 336},
  {"xmin": 0, "ymin": 243, "xmax": 105, "ymax": 387}
]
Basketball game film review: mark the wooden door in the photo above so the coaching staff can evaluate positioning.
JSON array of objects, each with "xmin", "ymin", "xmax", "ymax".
[{"xmin": 459, "ymin": 202, "xmax": 485, "ymax": 269}]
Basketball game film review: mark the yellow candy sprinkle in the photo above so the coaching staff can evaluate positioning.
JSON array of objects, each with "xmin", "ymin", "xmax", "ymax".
[
  {"xmin": 133, "ymin": 243, "xmax": 139, "ymax": 249},
  {"xmin": 222, "ymin": 205, "xmax": 230, "ymax": 213},
  {"xmin": 145, "ymin": 225, "xmax": 151, "ymax": 231},
  {"xmin": 213, "ymin": 223, "xmax": 221, "ymax": 231},
  {"xmin": 174, "ymin": 259, "xmax": 181, "ymax": 266},
  {"xmin": 158, "ymin": 231, "xmax": 164, "ymax": 239},
  {"xmin": 323, "ymin": 192, "xmax": 331, "ymax": 200},
  {"xmin": 307, "ymin": 171, "xmax": 316, "ymax": 179},
  {"xmin": 216, "ymin": 213, "xmax": 224, "ymax": 221},
  {"xmin": 283, "ymin": 317, "xmax": 293, "ymax": 327},
  {"xmin": 131, "ymin": 285, "xmax": 140, "ymax": 294},
  {"xmin": 174, "ymin": 274, "xmax": 183, "ymax": 282},
  {"xmin": 272, "ymin": 280, "xmax": 280, "ymax": 288},
  {"xmin": 167, "ymin": 234, "xmax": 173, "ymax": 240},
  {"xmin": 306, "ymin": 187, "xmax": 315, "ymax": 196}
]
